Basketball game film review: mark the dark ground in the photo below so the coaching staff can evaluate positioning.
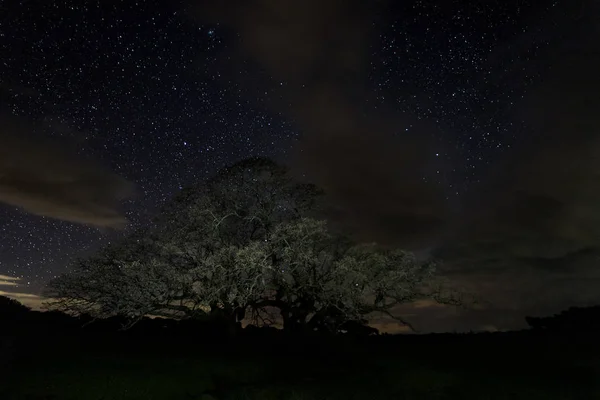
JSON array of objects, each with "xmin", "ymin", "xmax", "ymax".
[{"xmin": 1, "ymin": 311, "xmax": 599, "ymax": 400}]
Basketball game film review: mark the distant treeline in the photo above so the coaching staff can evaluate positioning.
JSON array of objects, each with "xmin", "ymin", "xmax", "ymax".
[
  {"xmin": 2, "ymin": 295, "xmax": 600, "ymax": 341},
  {"xmin": 526, "ymin": 306, "xmax": 600, "ymax": 332}
]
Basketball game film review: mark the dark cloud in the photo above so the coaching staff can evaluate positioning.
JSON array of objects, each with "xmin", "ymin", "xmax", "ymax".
[
  {"xmin": 446, "ymin": 11, "xmax": 600, "ymax": 263},
  {"xmin": 0, "ymin": 115, "xmax": 134, "ymax": 228},
  {"xmin": 195, "ymin": 0, "xmax": 599, "ymax": 256},
  {"xmin": 193, "ymin": 1, "xmax": 600, "ymax": 330},
  {"xmin": 427, "ymin": 9, "xmax": 600, "ymax": 330},
  {"xmin": 297, "ymin": 116, "xmax": 448, "ymax": 248},
  {"xmin": 195, "ymin": 0, "xmax": 449, "ymax": 249}
]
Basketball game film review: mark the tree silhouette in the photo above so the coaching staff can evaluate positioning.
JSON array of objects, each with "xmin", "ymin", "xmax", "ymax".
[{"xmin": 0, "ymin": 295, "xmax": 30, "ymax": 317}]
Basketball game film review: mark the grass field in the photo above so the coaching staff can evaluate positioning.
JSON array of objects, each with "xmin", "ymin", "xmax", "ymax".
[{"xmin": 2, "ymin": 330, "xmax": 598, "ymax": 399}]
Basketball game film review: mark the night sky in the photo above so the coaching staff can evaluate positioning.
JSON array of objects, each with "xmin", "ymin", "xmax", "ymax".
[{"xmin": 1, "ymin": 0, "xmax": 598, "ymax": 332}]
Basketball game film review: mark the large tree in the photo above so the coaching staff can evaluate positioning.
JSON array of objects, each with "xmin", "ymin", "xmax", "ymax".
[
  {"xmin": 247, "ymin": 218, "xmax": 436, "ymax": 332},
  {"xmin": 47, "ymin": 158, "xmax": 444, "ymax": 332}
]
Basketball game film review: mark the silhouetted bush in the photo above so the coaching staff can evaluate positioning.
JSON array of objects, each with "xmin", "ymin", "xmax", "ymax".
[
  {"xmin": 0, "ymin": 295, "xmax": 30, "ymax": 318},
  {"xmin": 526, "ymin": 306, "xmax": 600, "ymax": 332}
]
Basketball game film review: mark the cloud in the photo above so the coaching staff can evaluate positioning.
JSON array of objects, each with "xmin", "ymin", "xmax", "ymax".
[
  {"xmin": 193, "ymin": 1, "xmax": 600, "ymax": 257},
  {"xmin": 0, "ymin": 274, "xmax": 20, "ymax": 287},
  {"xmin": 0, "ymin": 115, "xmax": 134, "ymax": 228},
  {"xmin": 0, "ymin": 274, "xmax": 20, "ymax": 283},
  {"xmin": 424, "ymin": 25, "xmax": 600, "ymax": 330},
  {"xmin": 192, "ymin": 1, "xmax": 600, "ymax": 331},
  {"xmin": 442, "ymin": 8, "xmax": 600, "ymax": 263},
  {"xmin": 370, "ymin": 319, "xmax": 413, "ymax": 334},
  {"xmin": 194, "ymin": 0, "xmax": 449, "ymax": 249},
  {"xmin": 0, "ymin": 274, "xmax": 46, "ymax": 310}
]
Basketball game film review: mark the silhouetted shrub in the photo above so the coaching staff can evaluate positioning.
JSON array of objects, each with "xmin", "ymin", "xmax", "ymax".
[
  {"xmin": 526, "ymin": 306, "xmax": 600, "ymax": 332},
  {"xmin": 0, "ymin": 295, "xmax": 29, "ymax": 312},
  {"xmin": 0, "ymin": 295, "xmax": 30, "ymax": 321}
]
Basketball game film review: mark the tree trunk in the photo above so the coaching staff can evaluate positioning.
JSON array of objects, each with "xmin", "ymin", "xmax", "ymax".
[
  {"xmin": 234, "ymin": 306, "xmax": 246, "ymax": 323},
  {"xmin": 207, "ymin": 303, "xmax": 242, "ymax": 338},
  {"xmin": 281, "ymin": 306, "xmax": 310, "ymax": 333}
]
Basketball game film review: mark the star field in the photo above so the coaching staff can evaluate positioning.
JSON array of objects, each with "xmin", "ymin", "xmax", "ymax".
[
  {"xmin": 0, "ymin": 0, "xmax": 564, "ymax": 295},
  {"xmin": 369, "ymin": 1, "xmax": 558, "ymax": 191}
]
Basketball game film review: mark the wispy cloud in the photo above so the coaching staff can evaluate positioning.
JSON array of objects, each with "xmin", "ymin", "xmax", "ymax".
[
  {"xmin": 0, "ymin": 114, "xmax": 134, "ymax": 228},
  {"xmin": 0, "ymin": 274, "xmax": 46, "ymax": 309},
  {"xmin": 197, "ymin": 1, "xmax": 448, "ymax": 249},
  {"xmin": 0, "ymin": 274, "xmax": 20, "ymax": 287}
]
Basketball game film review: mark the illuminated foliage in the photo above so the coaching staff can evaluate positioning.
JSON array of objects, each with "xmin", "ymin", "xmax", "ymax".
[{"xmin": 48, "ymin": 158, "xmax": 440, "ymax": 332}]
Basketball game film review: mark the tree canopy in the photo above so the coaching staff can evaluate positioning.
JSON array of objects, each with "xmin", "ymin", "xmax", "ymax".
[{"xmin": 47, "ymin": 158, "xmax": 446, "ymax": 332}]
